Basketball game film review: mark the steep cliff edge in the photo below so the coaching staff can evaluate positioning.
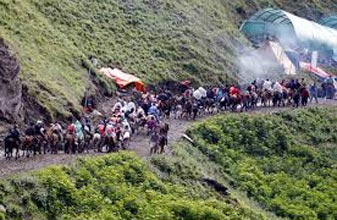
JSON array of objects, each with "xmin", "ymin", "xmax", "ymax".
[{"xmin": 0, "ymin": 38, "xmax": 21, "ymax": 122}]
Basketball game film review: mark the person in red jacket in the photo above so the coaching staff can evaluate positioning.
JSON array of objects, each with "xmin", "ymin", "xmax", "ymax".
[
  {"xmin": 98, "ymin": 123, "xmax": 106, "ymax": 138},
  {"xmin": 230, "ymin": 85, "xmax": 240, "ymax": 98},
  {"xmin": 301, "ymin": 85, "xmax": 310, "ymax": 106},
  {"xmin": 66, "ymin": 123, "xmax": 76, "ymax": 135}
]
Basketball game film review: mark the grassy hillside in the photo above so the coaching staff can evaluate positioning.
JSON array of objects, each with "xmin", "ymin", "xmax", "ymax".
[
  {"xmin": 185, "ymin": 107, "xmax": 337, "ymax": 220},
  {"xmin": 0, "ymin": 152, "xmax": 266, "ymax": 220},
  {"xmin": 1, "ymin": 0, "xmax": 337, "ymax": 118}
]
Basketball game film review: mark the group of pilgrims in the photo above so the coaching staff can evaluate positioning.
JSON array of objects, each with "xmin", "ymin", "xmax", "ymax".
[{"xmin": 2, "ymin": 77, "xmax": 330, "ymax": 160}]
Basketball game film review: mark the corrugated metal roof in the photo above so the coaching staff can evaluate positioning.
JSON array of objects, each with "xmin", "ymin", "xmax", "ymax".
[{"xmin": 319, "ymin": 16, "xmax": 337, "ymax": 29}]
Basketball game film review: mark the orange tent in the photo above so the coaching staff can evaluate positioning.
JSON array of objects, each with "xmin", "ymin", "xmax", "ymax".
[{"xmin": 99, "ymin": 68, "xmax": 145, "ymax": 92}]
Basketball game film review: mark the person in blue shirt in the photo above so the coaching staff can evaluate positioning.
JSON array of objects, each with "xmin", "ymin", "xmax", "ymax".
[
  {"xmin": 148, "ymin": 104, "xmax": 160, "ymax": 122},
  {"xmin": 310, "ymin": 83, "xmax": 319, "ymax": 103},
  {"xmin": 74, "ymin": 120, "xmax": 84, "ymax": 144}
]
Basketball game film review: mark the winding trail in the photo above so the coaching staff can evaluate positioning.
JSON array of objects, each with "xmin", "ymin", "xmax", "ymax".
[{"xmin": 0, "ymin": 99, "xmax": 336, "ymax": 178}]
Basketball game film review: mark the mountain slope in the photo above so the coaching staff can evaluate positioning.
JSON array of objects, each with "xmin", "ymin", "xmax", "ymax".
[{"xmin": 1, "ymin": 0, "xmax": 337, "ymax": 119}]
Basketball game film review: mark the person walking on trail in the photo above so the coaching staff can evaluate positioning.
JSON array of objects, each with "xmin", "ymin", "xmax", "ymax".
[
  {"xmin": 147, "ymin": 116, "xmax": 157, "ymax": 135},
  {"xmin": 149, "ymin": 130, "xmax": 159, "ymax": 154},
  {"xmin": 326, "ymin": 76, "xmax": 336, "ymax": 99},
  {"xmin": 192, "ymin": 101, "xmax": 199, "ymax": 120},
  {"xmin": 310, "ymin": 83, "xmax": 319, "ymax": 103},
  {"xmin": 301, "ymin": 84, "xmax": 310, "ymax": 106},
  {"xmin": 321, "ymin": 81, "xmax": 327, "ymax": 99}
]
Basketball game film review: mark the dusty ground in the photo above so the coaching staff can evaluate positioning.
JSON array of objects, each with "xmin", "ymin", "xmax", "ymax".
[{"xmin": 0, "ymin": 99, "xmax": 336, "ymax": 178}]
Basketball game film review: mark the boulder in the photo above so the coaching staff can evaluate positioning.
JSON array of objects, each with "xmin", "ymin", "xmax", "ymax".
[{"xmin": 0, "ymin": 204, "xmax": 6, "ymax": 213}]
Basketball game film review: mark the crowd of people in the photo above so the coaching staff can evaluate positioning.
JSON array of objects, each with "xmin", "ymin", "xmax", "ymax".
[{"xmin": 2, "ymin": 77, "xmax": 335, "ymax": 160}]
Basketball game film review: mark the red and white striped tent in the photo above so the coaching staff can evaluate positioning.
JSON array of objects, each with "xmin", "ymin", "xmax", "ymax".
[{"xmin": 300, "ymin": 62, "xmax": 331, "ymax": 78}]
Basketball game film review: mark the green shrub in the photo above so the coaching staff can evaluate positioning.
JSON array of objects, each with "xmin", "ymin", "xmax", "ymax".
[
  {"xmin": 188, "ymin": 107, "xmax": 337, "ymax": 220},
  {"xmin": 0, "ymin": 152, "xmax": 264, "ymax": 220}
]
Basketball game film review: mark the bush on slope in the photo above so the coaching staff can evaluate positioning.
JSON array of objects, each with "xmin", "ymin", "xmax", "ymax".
[
  {"xmin": 188, "ymin": 107, "xmax": 337, "ymax": 220},
  {"xmin": 0, "ymin": 152, "xmax": 265, "ymax": 220}
]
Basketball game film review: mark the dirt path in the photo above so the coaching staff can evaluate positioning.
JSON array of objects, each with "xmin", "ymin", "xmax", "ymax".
[{"xmin": 0, "ymin": 99, "xmax": 336, "ymax": 178}]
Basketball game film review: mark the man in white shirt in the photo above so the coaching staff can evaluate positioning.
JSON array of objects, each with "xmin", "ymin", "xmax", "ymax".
[
  {"xmin": 263, "ymin": 79, "xmax": 272, "ymax": 91},
  {"xmin": 273, "ymin": 81, "xmax": 283, "ymax": 94}
]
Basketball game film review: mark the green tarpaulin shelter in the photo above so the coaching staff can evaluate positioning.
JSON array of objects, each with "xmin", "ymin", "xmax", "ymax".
[
  {"xmin": 240, "ymin": 8, "xmax": 337, "ymax": 54},
  {"xmin": 319, "ymin": 16, "xmax": 337, "ymax": 30}
]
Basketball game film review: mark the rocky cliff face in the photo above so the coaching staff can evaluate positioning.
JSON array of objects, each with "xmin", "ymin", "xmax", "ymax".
[{"xmin": 0, "ymin": 38, "xmax": 22, "ymax": 122}]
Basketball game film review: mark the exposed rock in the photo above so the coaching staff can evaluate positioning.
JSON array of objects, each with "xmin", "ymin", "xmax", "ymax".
[
  {"xmin": 0, "ymin": 38, "xmax": 22, "ymax": 122},
  {"xmin": 182, "ymin": 134, "xmax": 194, "ymax": 144},
  {"xmin": 202, "ymin": 178, "xmax": 229, "ymax": 196},
  {"xmin": 0, "ymin": 204, "xmax": 6, "ymax": 213}
]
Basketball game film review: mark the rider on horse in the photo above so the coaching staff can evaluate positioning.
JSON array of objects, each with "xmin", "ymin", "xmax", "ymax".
[
  {"xmin": 105, "ymin": 121, "xmax": 115, "ymax": 138},
  {"xmin": 273, "ymin": 82, "xmax": 284, "ymax": 95},
  {"xmin": 5, "ymin": 124, "xmax": 21, "ymax": 145},
  {"xmin": 4, "ymin": 125, "xmax": 21, "ymax": 159},
  {"xmin": 66, "ymin": 121, "xmax": 77, "ymax": 137},
  {"xmin": 148, "ymin": 104, "xmax": 160, "ymax": 122},
  {"xmin": 74, "ymin": 120, "xmax": 84, "ymax": 145},
  {"xmin": 97, "ymin": 121, "xmax": 106, "ymax": 137},
  {"xmin": 263, "ymin": 79, "xmax": 272, "ymax": 92},
  {"xmin": 35, "ymin": 120, "xmax": 45, "ymax": 138},
  {"xmin": 50, "ymin": 122, "xmax": 63, "ymax": 142},
  {"xmin": 81, "ymin": 117, "xmax": 93, "ymax": 140},
  {"xmin": 247, "ymin": 81, "xmax": 256, "ymax": 94},
  {"xmin": 25, "ymin": 122, "xmax": 35, "ymax": 138},
  {"xmin": 136, "ymin": 106, "xmax": 146, "ymax": 118},
  {"xmin": 229, "ymin": 84, "xmax": 240, "ymax": 98}
]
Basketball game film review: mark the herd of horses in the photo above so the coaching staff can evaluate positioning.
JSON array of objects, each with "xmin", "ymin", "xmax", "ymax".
[
  {"xmin": 3, "ymin": 118, "xmax": 170, "ymax": 160},
  {"xmin": 158, "ymin": 86, "xmax": 310, "ymax": 121},
  {"xmin": 2, "ymin": 84, "xmax": 310, "ymax": 160},
  {"xmin": 4, "ymin": 127, "xmax": 95, "ymax": 160}
]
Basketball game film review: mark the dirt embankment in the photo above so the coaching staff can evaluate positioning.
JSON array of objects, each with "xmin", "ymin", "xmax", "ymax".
[{"xmin": 0, "ymin": 38, "xmax": 22, "ymax": 123}]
